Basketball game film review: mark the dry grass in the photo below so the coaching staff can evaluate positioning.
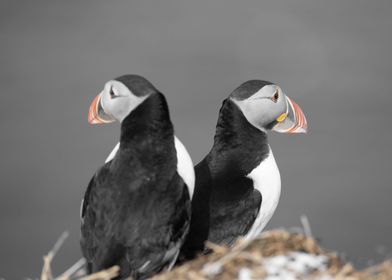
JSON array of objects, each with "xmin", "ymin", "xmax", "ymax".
[
  {"xmin": 38, "ymin": 226, "xmax": 392, "ymax": 280},
  {"xmin": 152, "ymin": 230, "xmax": 392, "ymax": 280},
  {"xmin": 39, "ymin": 232, "xmax": 121, "ymax": 280},
  {"xmin": 152, "ymin": 230, "xmax": 342, "ymax": 280}
]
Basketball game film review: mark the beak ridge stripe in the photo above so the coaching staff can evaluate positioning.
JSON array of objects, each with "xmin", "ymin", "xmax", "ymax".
[{"xmin": 287, "ymin": 97, "xmax": 307, "ymax": 133}]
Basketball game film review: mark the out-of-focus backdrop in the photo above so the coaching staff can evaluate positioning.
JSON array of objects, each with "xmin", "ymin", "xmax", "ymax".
[{"xmin": 1, "ymin": 0, "xmax": 391, "ymax": 278}]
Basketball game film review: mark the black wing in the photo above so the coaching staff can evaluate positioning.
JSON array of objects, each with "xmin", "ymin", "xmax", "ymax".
[
  {"xmin": 80, "ymin": 164, "xmax": 112, "ymax": 271},
  {"xmin": 80, "ymin": 154, "xmax": 116, "ymax": 223},
  {"xmin": 81, "ymin": 167, "xmax": 191, "ymax": 279},
  {"xmin": 80, "ymin": 177, "xmax": 94, "ymax": 223},
  {"xmin": 131, "ymin": 172, "xmax": 191, "ymax": 279},
  {"xmin": 208, "ymin": 176, "xmax": 262, "ymax": 246}
]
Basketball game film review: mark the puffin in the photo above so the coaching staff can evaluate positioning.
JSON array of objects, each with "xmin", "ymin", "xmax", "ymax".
[
  {"xmin": 180, "ymin": 80, "xmax": 307, "ymax": 259},
  {"xmin": 80, "ymin": 75, "xmax": 195, "ymax": 279}
]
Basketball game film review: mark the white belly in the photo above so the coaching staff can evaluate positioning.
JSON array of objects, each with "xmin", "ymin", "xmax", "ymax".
[{"xmin": 243, "ymin": 146, "xmax": 281, "ymax": 241}]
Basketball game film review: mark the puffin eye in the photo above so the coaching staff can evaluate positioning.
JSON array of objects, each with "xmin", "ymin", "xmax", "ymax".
[
  {"xmin": 109, "ymin": 87, "xmax": 117, "ymax": 99},
  {"xmin": 272, "ymin": 90, "xmax": 279, "ymax": 103}
]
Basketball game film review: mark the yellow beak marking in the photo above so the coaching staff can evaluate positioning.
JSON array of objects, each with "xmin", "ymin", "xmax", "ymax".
[{"xmin": 276, "ymin": 113, "xmax": 288, "ymax": 123}]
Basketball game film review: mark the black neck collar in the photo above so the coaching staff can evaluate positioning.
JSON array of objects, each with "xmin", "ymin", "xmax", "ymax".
[
  {"xmin": 207, "ymin": 99, "xmax": 270, "ymax": 177},
  {"xmin": 119, "ymin": 92, "xmax": 174, "ymax": 152}
]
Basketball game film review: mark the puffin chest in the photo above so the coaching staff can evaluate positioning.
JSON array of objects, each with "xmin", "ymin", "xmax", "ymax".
[{"xmin": 243, "ymin": 146, "xmax": 281, "ymax": 240}]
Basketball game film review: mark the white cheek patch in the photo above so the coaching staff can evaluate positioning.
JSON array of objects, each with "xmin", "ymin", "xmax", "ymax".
[
  {"xmin": 231, "ymin": 85, "xmax": 287, "ymax": 131},
  {"xmin": 105, "ymin": 80, "xmax": 133, "ymax": 97},
  {"xmin": 231, "ymin": 99, "xmax": 267, "ymax": 132},
  {"xmin": 103, "ymin": 137, "xmax": 195, "ymax": 200},
  {"xmin": 102, "ymin": 80, "xmax": 149, "ymax": 123}
]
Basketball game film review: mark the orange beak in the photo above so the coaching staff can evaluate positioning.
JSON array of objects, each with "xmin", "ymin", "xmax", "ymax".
[
  {"xmin": 273, "ymin": 96, "xmax": 308, "ymax": 133},
  {"xmin": 88, "ymin": 93, "xmax": 115, "ymax": 124}
]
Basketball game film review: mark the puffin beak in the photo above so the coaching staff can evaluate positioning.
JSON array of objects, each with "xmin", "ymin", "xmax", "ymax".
[
  {"xmin": 88, "ymin": 93, "xmax": 115, "ymax": 124},
  {"xmin": 273, "ymin": 96, "xmax": 308, "ymax": 133}
]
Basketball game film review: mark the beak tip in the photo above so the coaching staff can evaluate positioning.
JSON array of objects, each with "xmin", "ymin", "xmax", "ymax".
[
  {"xmin": 88, "ymin": 114, "xmax": 107, "ymax": 125},
  {"xmin": 88, "ymin": 110, "xmax": 98, "ymax": 124},
  {"xmin": 88, "ymin": 117, "xmax": 98, "ymax": 125}
]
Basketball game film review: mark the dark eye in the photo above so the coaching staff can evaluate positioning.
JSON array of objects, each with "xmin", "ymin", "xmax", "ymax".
[
  {"xmin": 272, "ymin": 90, "xmax": 279, "ymax": 102},
  {"xmin": 109, "ymin": 87, "xmax": 116, "ymax": 98}
]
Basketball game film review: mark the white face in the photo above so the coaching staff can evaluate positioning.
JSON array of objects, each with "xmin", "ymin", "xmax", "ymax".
[
  {"xmin": 99, "ymin": 80, "xmax": 149, "ymax": 123},
  {"xmin": 232, "ymin": 84, "xmax": 287, "ymax": 131},
  {"xmin": 231, "ymin": 83, "xmax": 307, "ymax": 134}
]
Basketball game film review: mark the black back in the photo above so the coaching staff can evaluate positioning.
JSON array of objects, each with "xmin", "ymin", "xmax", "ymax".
[
  {"xmin": 81, "ymin": 93, "xmax": 191, "ymax": 279},
  {"xmin": 179, "ymin": 98, "xmax": 269, "ymax": 256},
  {"xmin": 178, "ymin": 158, "xmax": 211, "ymax": 261}
]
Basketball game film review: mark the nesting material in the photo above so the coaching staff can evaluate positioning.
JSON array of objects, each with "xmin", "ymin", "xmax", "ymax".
[
  {"xmin": 39, "ymin": 230, "xmax": 392, "ymax": 280},
  {"xmin": 152, "ymin": 230, "xmax": 341, "ymax": 280},
  {"xmin": 152, "ymin": 230, "xmax": 391, "ymax": 280}
]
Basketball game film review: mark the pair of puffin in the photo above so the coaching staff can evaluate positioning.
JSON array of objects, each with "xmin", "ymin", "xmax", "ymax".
[{"xmin": 80, "ymin": 75, "xmax": 307, "ymax": 279}]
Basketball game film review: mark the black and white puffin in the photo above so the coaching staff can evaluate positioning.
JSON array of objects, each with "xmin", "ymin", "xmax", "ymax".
[
  {"xmin": 80, "ymin": 75, "xmax": 195, "ymax": 279},
  {"xmin": 180, "ymin": 80, "xmax": 307, "ymax": 258}
]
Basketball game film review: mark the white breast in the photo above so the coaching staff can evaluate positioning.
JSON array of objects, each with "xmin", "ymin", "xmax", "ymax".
[
  {"xmin": 105, "ymin": 142, "xmax": 120, "ymax": 163},
  {"xmin": 104, "ymin": 136, "xmax": 195, "ymax": 199},
  {"xmin": 173, "ymin": 136, "xmax": 195, "ymax": 199},
  {"xmin": 243, "ymin": 146, "xmax": 281, "ymax": 241}
]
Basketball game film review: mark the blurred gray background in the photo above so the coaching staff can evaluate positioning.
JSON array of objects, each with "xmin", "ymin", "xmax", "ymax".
[{"xmin": 1, "ymin": 0, "xmax": 391, "ymax": 278}]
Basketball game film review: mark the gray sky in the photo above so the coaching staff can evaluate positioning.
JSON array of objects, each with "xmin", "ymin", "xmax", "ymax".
[{"xmin": 1, "ymin": 0, "xmax": 392, "ymax": 278}]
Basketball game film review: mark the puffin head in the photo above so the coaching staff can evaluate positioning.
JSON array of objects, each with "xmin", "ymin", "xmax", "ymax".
[
  {"xmin": 230, "ymin": 80, "xmax": 307, "ymax": 133},
  {"xmin": 88, "ymin": 75, "xmax": 158, "ymax": 124}
]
